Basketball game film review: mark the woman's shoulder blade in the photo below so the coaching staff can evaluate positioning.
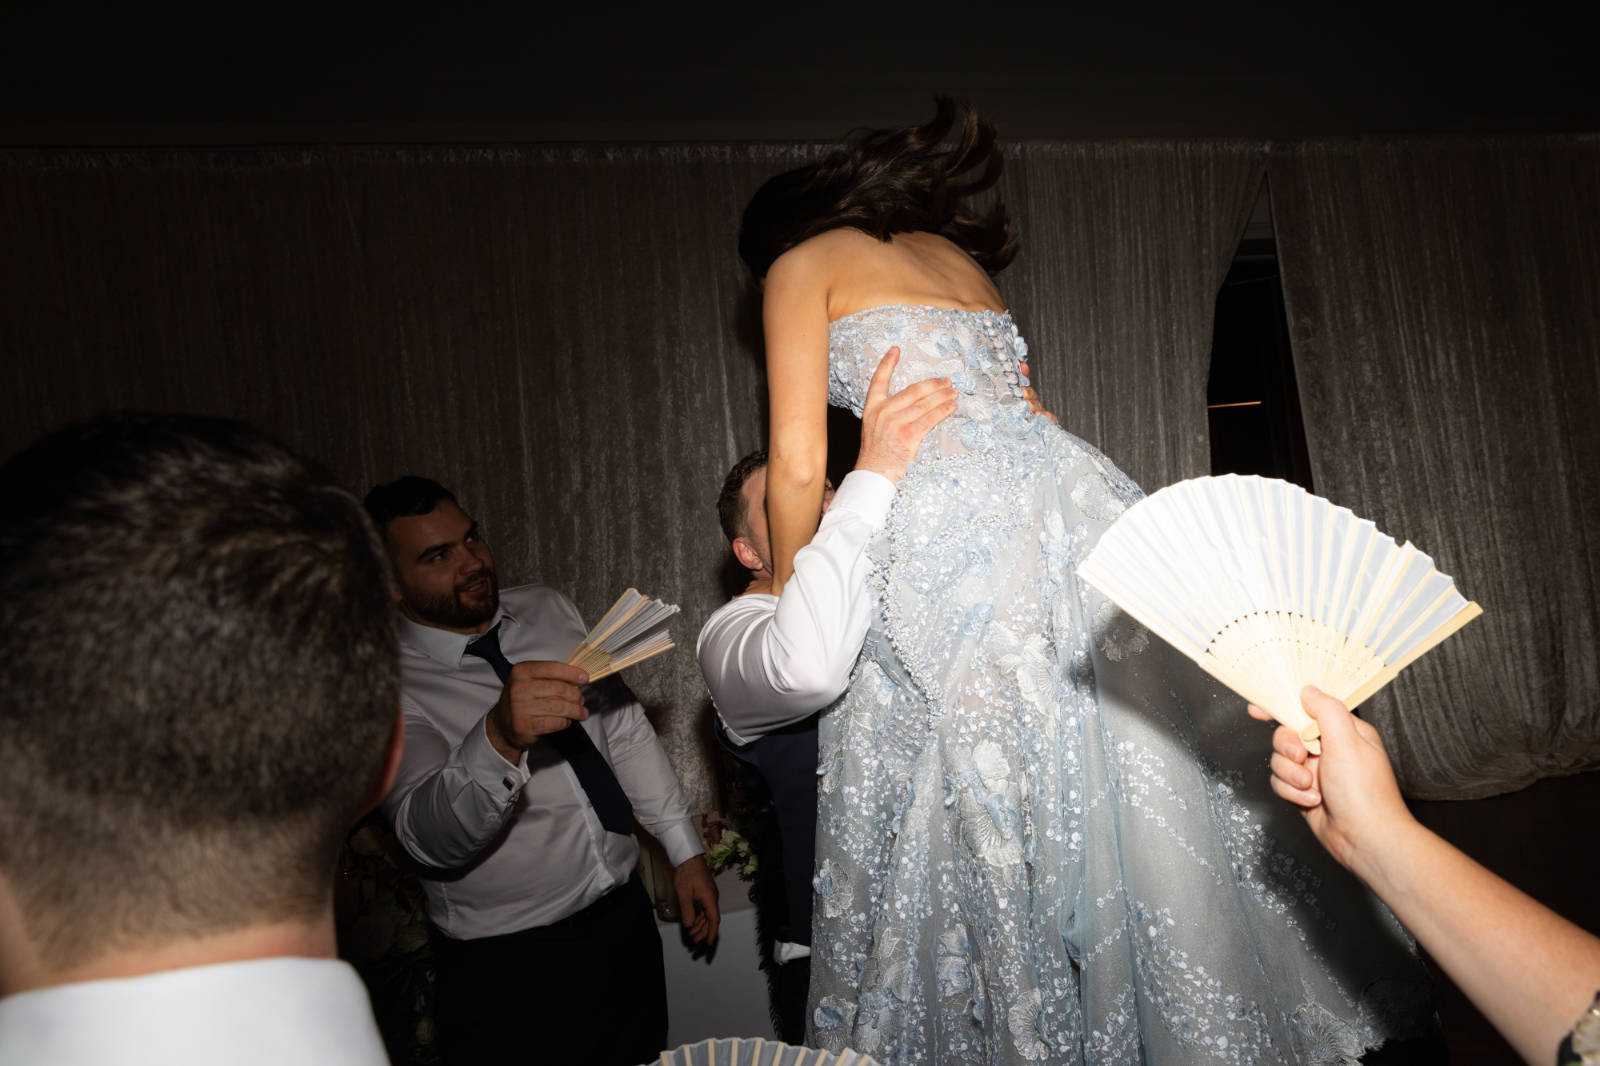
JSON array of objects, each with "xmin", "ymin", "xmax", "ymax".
[{"xmin": 823, "ymin": 238, "xmax": 1005, "ymax": 323}]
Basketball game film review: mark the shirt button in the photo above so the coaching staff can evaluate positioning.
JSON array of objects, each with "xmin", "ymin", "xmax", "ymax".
[{"xmin": 503, "ymin": 778, "xmax": 515, "ymax": 790}]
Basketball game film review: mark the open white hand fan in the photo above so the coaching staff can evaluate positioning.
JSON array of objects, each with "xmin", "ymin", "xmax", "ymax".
[
  {"xmin": 567, "ymin": 588, "xmax": 680, "ymax": 682},
  {"xmin": 1076, "ymin": 474, "xmax": 1482, "ymax": 754},
  {"xmin": 652, "ymin": 1036, "xmax": 880, "ymax": 1066}
]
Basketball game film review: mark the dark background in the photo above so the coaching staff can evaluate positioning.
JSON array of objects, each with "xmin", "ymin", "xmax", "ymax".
[
  {"xmin": 2, "ymin": 2, "xmax": 1597, "ymax": 144},
  {"xmin": 4, "ymin": 6, "xmax": 1596, "ymax": 1062}
]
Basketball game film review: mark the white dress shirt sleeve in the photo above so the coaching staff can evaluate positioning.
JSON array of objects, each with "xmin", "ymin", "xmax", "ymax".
[
  {"xmin": 696, "ymin": 469, "xmax": 896, "ymax": 744},
  {"xmin": 602, "ymin": 694, "xmax": 706, "ymax": 867},
  {"xmin": 383, "ymin": 694, "xmax": 531, "ymax": 870}
]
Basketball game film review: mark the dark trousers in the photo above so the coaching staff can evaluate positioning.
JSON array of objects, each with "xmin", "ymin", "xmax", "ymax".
[
  {"xmin": 431, "ymin": 874, "xmax": 667, "ymax": 1066},
  {"xmin": 713, "ymin": 714, "xmax": 819, "ymax": 1043}
]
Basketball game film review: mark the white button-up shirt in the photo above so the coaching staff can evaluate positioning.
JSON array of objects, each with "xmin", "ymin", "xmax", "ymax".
[
  {"xmin": 384, "ymin": 584, "xmax": 702, "ymax": 940},
  {"xmin": 697, "ymin": 470, "xmax": 895, "ymax": 744},
  {"xmin": 0, "ymin": 958, "xmax": 388, "ymax": 1066}
]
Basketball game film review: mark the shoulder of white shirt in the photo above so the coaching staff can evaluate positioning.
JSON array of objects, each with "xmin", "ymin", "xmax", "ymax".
[
  {"xmin": 496, "ymin": 582, "xmax": 574, "ymax": 615},
  {"xmin": 0, "ymin": 957, "xmax": 387, "ymax": 1066},
  {"xmin": 697, "ymin": 468, "xmax": 896, "ymax": 631}
]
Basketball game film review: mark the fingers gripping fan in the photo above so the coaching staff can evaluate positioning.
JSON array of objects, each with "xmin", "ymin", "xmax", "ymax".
[{"xmin": 1076, "ymin": 474, "xmax": 1482, "ymax": 754}]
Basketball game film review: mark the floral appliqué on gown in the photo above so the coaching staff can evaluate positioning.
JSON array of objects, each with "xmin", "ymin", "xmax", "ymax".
[{"xmin": 806, "ymin": 305, "xmax": 1436, "ymax": 1065}]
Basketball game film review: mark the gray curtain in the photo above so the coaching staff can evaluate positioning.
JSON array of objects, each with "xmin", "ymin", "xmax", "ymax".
[
  {"xmin": 1269, "ymin": 136, "xmax": 1600, "ymax": 799},
  {"xmin": 1001, "ymin": 141, "xmax": 1266, "ymax": 491},
  {"xmin": 0, "ymin": 140, "xmax": 1262, "ymax": 822}
]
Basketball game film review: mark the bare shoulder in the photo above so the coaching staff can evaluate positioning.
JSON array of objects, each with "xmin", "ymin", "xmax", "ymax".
[
  {"xmin": 770, "ymin": 228, "xmax": 882, "ymax": 281},
  {"xmin": 771, "ymin": 228, "xmax": 1003, "ymax": 318}
]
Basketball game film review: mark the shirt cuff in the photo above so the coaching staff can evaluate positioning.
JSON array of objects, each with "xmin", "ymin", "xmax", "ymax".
[
  {"xmin": 828, "ymin": 469, "xmax": 896, "ymax": 526},
  {"xmin": 461, "ymin": 714, "xmax": 532, "ymax": 800},
  {"xmin": 715, "ymin": 710, "xmax": 755, "ymax": 748},
  {"xmin": 653, "ymin": 818, "xmax": 708, "ymax": 868}
]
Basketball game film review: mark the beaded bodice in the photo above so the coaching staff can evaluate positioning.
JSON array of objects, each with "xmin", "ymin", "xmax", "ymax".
[{"xmin": 827, "ymin": 304, "xmax": 1038, "ymax": 454}]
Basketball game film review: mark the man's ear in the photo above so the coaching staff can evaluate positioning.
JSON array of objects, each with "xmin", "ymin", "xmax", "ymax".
[{"xmin": 730, "ymin": 536, "xmax": 764, "ymax": 573}]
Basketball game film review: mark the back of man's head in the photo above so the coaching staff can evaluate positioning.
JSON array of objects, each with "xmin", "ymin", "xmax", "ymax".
[
  {"xmin": 0, "ymin": 413, "xmax": 398, "ymax": 975},
  {"xmin": 716, "ymin": 449, "xmax": 768, "ymax": 543}
]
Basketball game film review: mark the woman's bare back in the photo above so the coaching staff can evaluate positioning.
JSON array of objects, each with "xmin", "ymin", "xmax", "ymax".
[{"xmin": 805, "ymin": 228, "xmax": 1008, "ymax": 322}]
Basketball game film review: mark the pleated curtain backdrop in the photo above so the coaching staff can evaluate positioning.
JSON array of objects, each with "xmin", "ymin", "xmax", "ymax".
[
  {"xmin": 999, "ymin": 141, "xmax": 1266, "ymax": 491},
  {"xmin": 1269, "ymin": 136, "xmax": 1600, "ymax": 799},
  {"xmin": 0, "ymin": 141, "xmax": 1265, "ymax": 829}
]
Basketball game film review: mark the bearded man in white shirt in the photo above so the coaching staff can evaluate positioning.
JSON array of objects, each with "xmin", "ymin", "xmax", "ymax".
[
  {"xmin": 364, "ymin": 475, "xmax": 718, "ymax": 1066},
  {"xmin": 0, "ymin": 413, "xmax": 400, "ymax": 1066}
]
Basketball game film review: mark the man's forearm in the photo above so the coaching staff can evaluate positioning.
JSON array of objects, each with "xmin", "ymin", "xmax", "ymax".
[
  {"xmin": 700, "ymin": 471, "xmax": 893, "ymax": 740},
  {"xmin": 386, "ymin": 714, "xmax": 528, "ymax": 869},
  {"xmin": 605, "ymin": 701, "xmax": 706, "ymax": 866}
]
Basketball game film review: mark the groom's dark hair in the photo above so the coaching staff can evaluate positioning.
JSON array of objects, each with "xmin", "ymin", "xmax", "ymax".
[
  {"xmin": 717, "ymin": 448, "xmax": 769, "ymax": 542},
  {"xmin": 364, "ymin": 474, "xmax": 459, "ymax": 535},
  {"xmin": 0, "ymin": 412, "xmax": 398, "ymax": 969}
]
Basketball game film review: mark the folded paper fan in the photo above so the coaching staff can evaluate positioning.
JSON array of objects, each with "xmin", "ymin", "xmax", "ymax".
[
  {"xmin": 1076, "ymin": 474, "xmax": 1482, "ymax": 754},
  {"xmin": 653, "ymin": 1037, "xmax": 880, "ymax": 1066},
  {"xmin": 568, "ymin": 588, "xmax": 680, "ymax": 682}
]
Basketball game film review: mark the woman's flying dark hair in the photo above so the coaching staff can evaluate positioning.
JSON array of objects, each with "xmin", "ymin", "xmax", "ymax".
[{"xmin": 738, "ymin": 95, "xmax": 1018, "ymax": 280}]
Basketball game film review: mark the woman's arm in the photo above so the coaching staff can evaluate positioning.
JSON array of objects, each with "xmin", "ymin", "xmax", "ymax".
[
  {"xmin": 761, "ymin": 246, "xmax": 833, "ymax": 594},
  {"xmin": 1259, "ymin": 688, "xmax": 1600, "ymax": 1065}
]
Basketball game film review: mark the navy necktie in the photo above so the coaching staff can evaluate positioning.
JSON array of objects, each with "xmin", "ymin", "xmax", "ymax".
[{"xmin": 465, "ymin": 623, "xmax": 635, "ymax": 835}]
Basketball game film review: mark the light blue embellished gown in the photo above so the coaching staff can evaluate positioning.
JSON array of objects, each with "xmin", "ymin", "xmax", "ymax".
[{"xmin": 806, "ymin": 305, "xmax": 1435, "ymax": 1065}]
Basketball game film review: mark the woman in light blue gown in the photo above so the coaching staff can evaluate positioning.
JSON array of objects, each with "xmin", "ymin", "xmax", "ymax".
[{"xmin": 736, "ymin": 98, "xmax": 1436, "ymax": 1065}]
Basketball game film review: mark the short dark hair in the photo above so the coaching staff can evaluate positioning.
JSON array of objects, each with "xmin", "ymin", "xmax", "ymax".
[
  {"xmin": 363, "ymin": 474, "xmax": 458, "ymax": 534},
  {"xmin": 0, "ymin": 413, "xmax": 398, "ymax": 966},
  {"xmin": 738, "ymin": 95, "xmax": 1017, "ymax": 280},
  {"xmin": 717, "ymin": 449, "xmax": 768, "ymax": 542}
]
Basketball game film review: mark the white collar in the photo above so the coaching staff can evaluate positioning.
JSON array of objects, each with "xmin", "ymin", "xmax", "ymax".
[
  {"xmin": 0, "ymin": 957, "xmax": 389, "ymax": 1066},
  {"xmin": 398, "ymin": 600, "xmax": 521, "ymax": 668}
]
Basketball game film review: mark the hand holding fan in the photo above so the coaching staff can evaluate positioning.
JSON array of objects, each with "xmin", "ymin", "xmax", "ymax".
[
  {"xmin": 568, "ymin": 588, "xmax": 680, "ymax": 682},
  {"xmin": 1076, "ymin": 475, "xmax": 1481, "ymax": 753}
]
